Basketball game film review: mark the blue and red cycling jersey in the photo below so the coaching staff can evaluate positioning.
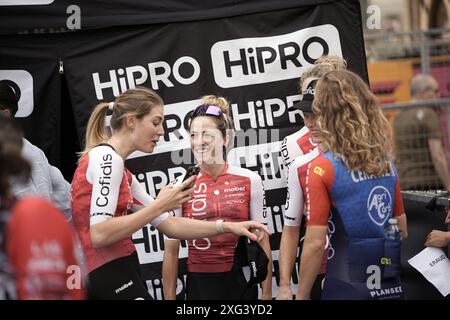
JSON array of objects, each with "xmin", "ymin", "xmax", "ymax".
[{"xmin": 307, "ymin": 152, "xmax": 405, "ymax": 300}]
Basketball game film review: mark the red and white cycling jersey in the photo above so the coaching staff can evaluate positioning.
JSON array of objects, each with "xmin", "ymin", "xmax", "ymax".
[
  {"xmin": 4, "ymin": 196, "xmax": 85, "ymax": 300},
  {"xmin": 284, "ymin": 148, "xmax": 321, "ymax": 227},
  {"xmin": 284, "ymin": 147, "xmax": 331, "ymax": 274},
  {"xmin": 173, "ymin": 164, "xmax": 267, "ymax": 273},
  {"xmin": 281, "ymin": 126, "xmax": 317, "ymax": 176},
  {"xmin": 71, "ymin": 145, "xmax": 168, "ymax": 273}
]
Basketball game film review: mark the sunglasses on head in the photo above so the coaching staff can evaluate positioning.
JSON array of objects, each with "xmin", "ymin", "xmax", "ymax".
[{"xmin": 191, "ymin": 104, "xmax": 222, "ymax": 118}]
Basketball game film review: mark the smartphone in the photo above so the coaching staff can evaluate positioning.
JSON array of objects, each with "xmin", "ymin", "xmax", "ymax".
[{"xmin": 182, "ymin": 165, "xmax": 200, "ymax": 189}]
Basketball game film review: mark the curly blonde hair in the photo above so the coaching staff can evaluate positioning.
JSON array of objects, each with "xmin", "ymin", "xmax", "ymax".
[
  {"xmin": 313, "ymin": 70, "xmax": 392, "ymax": 176},
  {"xmin": 299, "ymin": 55, "xmax": 347, "ymax": 89}
]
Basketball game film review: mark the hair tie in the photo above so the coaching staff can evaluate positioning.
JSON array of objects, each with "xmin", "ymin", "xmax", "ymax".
[{"xmin": 105, "ymin": 102, "xmax": 114, "ymax": 129}]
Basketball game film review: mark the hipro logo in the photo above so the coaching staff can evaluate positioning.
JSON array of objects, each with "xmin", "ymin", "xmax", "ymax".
[
  {"xmin": 0, "ymin": 70, "xmax": 34, "ymax": 117},
  {"xmin": 211, "ymin": 24, "xmax": 342, "ymax": 88}
]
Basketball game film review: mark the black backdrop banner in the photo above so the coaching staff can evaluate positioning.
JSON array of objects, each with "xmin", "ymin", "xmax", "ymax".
[
  {"xmin": 0, "ymin": 40, "xmax": 62, "ymax": 163},
  {"xmin": 0, "ymin": 0, "xmax": 368, "ymax": 299},
  {"xmin": 0, "ymin": 0, "xmax": 335, "ymax": 35}
]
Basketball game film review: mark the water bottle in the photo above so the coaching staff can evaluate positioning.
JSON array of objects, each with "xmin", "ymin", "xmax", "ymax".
[{"xmin": 384, "ymin": 218, "xmax": 401, "ymax": 240}]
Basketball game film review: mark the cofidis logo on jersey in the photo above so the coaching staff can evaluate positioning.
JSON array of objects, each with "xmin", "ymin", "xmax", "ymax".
[
  {"xmin": 367, "ymin": 186, "xmax": 392, "ymax": 226},
  {"xmin": 210, "ymin": 24, "xmax": 343, "ymax": 88}
]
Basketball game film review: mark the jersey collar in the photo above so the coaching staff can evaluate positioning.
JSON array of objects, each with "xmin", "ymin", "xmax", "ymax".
[{"xmin": 199, "ymin": 162, "xmax": 229, "ymax": 181}]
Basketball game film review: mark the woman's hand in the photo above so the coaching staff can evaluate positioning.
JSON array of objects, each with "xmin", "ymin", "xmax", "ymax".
[
  {"xmin": 223, "ymin": 220, "xmax": 271, "ymax": 241},
  {"xmin": 445, "ymin": 210, "xmax": 450, "ymax": 224},
  {"xmin": 155, "ymin": 176, "xmax": 196, "ymax": 212}
]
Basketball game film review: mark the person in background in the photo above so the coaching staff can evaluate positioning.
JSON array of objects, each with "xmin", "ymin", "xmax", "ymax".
[
  {"xmin": 0, "ymin": 115, "xmax": 84, "ymax": 300},
  {"xmin": 71, "ymin": 87, "xmax": 270, "ymax": 300},
  {"xmin": 425, "ymin": 211, "xmax": 450, "ymax": 247},
  {"xmin": 297, "ymin": 70, "xmax": 408, "ymax": 300},
  {"xmin": 163, "ymin": 95, "xmax": 272, "ymax": 300},
  {"xmin": 281, "ymin": 56, "xmax": 347, "ymax": 174},
  {"xmin": 277, "ymin": 56, "xmax": 347, "ymax": 300},
  {"xmin": 0, "ymin": 80, "xmax": 71, "ymax": 221},
  {"xmin": 393, "ymin": 74, "xmax": 450, "ymax": 191}
]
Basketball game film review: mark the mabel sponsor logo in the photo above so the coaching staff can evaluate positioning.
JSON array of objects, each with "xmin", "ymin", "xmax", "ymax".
[
  {"xmin": 0, "ymin": 70, "xmax": 34, "ymax": 117},
  {"xmin": 211, "ymin": 24, "xmax": 342, "ymax": 88},
  {"xmin": 115, "ymin": 280, "xmax": 133, "ymax": 294},
  {"xmin": 224, "ymin": 186, "xmax": 246, "ymax": 193}
]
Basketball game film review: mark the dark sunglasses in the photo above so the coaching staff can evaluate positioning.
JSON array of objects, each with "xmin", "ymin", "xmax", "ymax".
[{"xmin": 191, "ymin": 104, "xmax": 222, "ymax": 118}]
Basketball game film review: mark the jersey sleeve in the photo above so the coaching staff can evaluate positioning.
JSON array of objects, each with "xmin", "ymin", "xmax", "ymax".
[
  {"xmin": 86, "ymin": 147, "xmax": 124, "ymax": 225},
  {"xmin": 249, "ymin": 173, "xmax": 268, "ymax": 225},
  {"xmin": 130, "ymin": 174, "xmax": 169, "ymax": 228},
  {"xmin": 306, "ymin": 157, "xmax": 334, "ymax": 227},
  {"xmin": 281, "ymin": 132, "xmax": 305, "ymax": 177},
  {"xmin": 393, "ymin": 179, "xmax": 405, "ymax": 217},
  {"xmin": 284, "ymin": 159, "xmax": 304, "ymax": 227}
]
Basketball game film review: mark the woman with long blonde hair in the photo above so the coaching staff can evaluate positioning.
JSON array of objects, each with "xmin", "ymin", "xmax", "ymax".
[{"xmin": 296, "ymin": 70, "xmax": 408, "ymax": 300}]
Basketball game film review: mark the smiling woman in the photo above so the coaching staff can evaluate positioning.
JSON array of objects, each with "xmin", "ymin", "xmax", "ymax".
[
  {"xmin": 70, "ymin": 87, "xmax": 271, "ymax": 300},
  {"xmin": 163, "ymin": 95, "xmax": 272, "ymax": 301}
]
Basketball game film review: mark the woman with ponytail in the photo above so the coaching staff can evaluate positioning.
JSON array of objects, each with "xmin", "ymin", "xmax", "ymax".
[
  {"xmin": 71, "ymin": 88, "xmax": 270, "ymax": 300},
  {"xmin": 162, "ymin": 95, "xmax": 272, "ymax": 300}
]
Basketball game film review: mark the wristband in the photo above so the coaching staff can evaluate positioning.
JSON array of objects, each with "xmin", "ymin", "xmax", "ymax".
[{"xmin": 216, "ymin": 219, "xmax": 224, "ymax": 234}]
